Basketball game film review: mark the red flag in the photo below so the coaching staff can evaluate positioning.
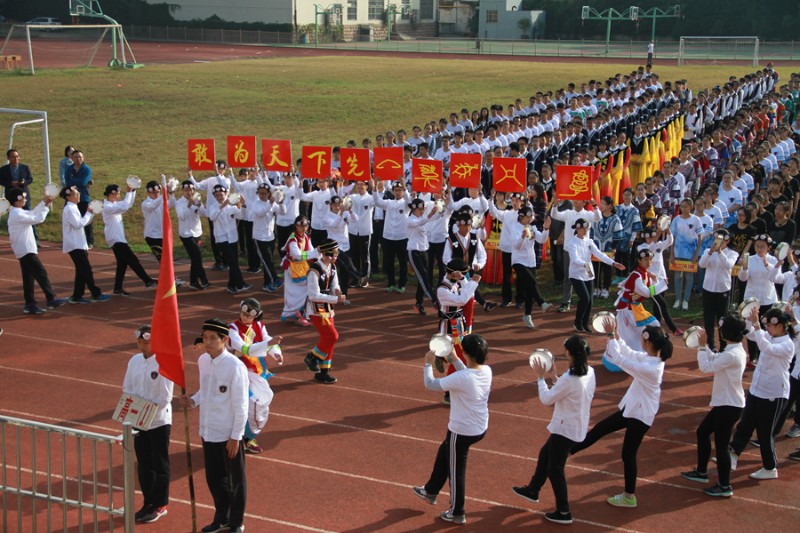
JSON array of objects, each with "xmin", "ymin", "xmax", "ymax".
[
  {"xmin": 151, "ymin": 178, "xmax": 185, "ymax": 390},
  {"xmin": 412, "ymin": 159, "xmax": 443, "ymax": 193},
  {"xmin": 372, "ymin": 147, "xmax": 404, "ymax": 180},
  {"xmin": 449, "ymin": 153, "xmax": 481, "ymax": 189},
  {"xmin": 492, "ymin": 157, "xmax": 526, "ymax": 193},
  {"xmin": 555, "ymin": 165, "xmax": 593, "ymax": 201}
]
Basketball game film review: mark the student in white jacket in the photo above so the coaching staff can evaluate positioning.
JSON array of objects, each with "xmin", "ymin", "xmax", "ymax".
[
  {"xmin": 680, "ymin": 314, "xmax": 747, "ymax": 498},
  {"xmin": 513, "ymin": 335, "xmax": 596, "ymax": 525},
  {"xmin": 174, "ymin": 180, "xmax": 209, "ymax": 290},
  {"xmin": 61, "ymin": 185, "xmax": 110, "ymax": 304},
  {"xmin": 512, "ymin": 206, "xmax": 554, "ymax": 328},
  {"xmin": 571, "ymin": 318, "xmax": 672, "ymax": 509}
]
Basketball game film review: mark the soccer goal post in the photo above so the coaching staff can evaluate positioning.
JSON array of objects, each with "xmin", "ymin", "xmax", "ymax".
[
  {"xmin": 0, "ymin": 109, "xmax": 53, "ymax": 199},
  {"xmin": 0, "ymin": 24, "xmax": 138, "ymax": 74},
  {"xmin": 677, "ymin": 36, "xmax": 759, "ymax": 67}
]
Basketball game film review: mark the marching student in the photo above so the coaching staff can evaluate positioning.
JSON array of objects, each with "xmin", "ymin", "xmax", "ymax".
[
  {"xmin": 207, "ymin": 184, "xmax": 250, "ymax": 295},
  {"xmin": 638, "ymin": 226, "xmax": 681, "ymax": 336},
  {"xmin": 6, "ymin": 187, "xmax": 67, "ymax": 314},
  {"xmin": 274, "ymin": 172, "xmax": 302, "ymax": 261},
  {"xmin": 698, "ymin": 229, "xmax": 739, "ymax": 351},
  {"xmin": 174, "ymin": 180, "xmax": 210, "ymax": 290},
  {"xmin": 407, "ymin": 197, "xmax": 442, "ymax": 315},
  {"xmin": 61, "ymin": 185, "xmax": 110, "ymax": 304},
  {"xmin": 512, "ymin": 206, "xmax": 554, "ymax": 329},
  {"xmin": 103, "ymin": 183, "xmax": 157, "ymax": 295},
  {"xmin": 300, "ymin": 175, "xmax": 336, "ymax": 244},
  {"xmin": 373, "ymin": 179, "xmax": 410, "ymax": 293},
  {"xmin": 488, "ymin": 191, "xmax": 526, "ymax": 308},
  {"xmin": 189, "ymin": 162, "xmax": 232, "ymax": 271},
  {"xmin": 680, "ymin": 315, "xmax": 747, "ymax": 498},
  {"xmin": 323, "ymin": 196, "xmax": 361, "ymax": 304},
  {"xmin": 123, "ymin": 326, "xmax": 173, "ymax": 523},
  {"xmin": 141, "ymin": 180, "xmax": 176, "ymax": 264},
  {"xmin": 251, "ymin": 184, "xmax": 286, "ymax": 292},
  {"xmin": 513, "ymin": 335, "xmax": 596, "ymax": 525},
  {"xmin": 302, "ymin": 239, "xmax": 347, "ymax": 384},
  {"xmin": 347, "ymin": 179, "xmax": 375, "ymax": 286},
  {"xmin": 571, "ymin": 317, "xmax": 672, "ymax": 509}
]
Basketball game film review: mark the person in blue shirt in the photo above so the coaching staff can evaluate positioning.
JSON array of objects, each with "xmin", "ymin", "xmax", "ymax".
[{"xmin": 64, "ymin": 149, "xmax": 94, "ymax": 247}]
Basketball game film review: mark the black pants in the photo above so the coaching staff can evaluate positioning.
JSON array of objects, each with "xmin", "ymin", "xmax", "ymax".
[
  {"xmin": 730, "ymin": 392, "xmax": 788, "ymax": 470},
  {"xmin": 695, "ymin": 405, "xmax": 742, "ymax": 486},
  {"xmin": 551, "ymin": 243, "xmax": 565, "ymax": 285},
  {"xmin": 501, "ymin": 251, "xmax": 522, "ymax": 305},
  {"xmin": 370, "ymin": 219, "xmax": 385, "ymax": 272},
  {"xmin": 746, "ymin": 304, "xmax": 774, "ymax": 362},
  {"xmin": 527, "ymin": 433, "xmax": 575, "ymax": 514},
  {"xmin": 702, "ymin": 289, "xmax": 730, "ymax": 350},
  {"xmin": 650, "ymin": 292, "xmax": 678, "ymax": 333},
  {"xmin": 428, "ymin": 241, "xmax": 446, "ymax": 284},
  {"xmin": 409, "ymin": 249, "xmax": 434, "ymax": 306},
  {"xmin": 562, "ymin": 250, "xmax": 573, "ymax": 305},
  {"xmin": 207, "ymin": 220, "xmax": 225, "ymax": 266},
  {"xmin": 276, "ymin": 224, "xmax": 293, "ymax": 261},
  {"xmin": 597, "ymin": 262, "xmax": 613, "ymax": 291},
  {"xmin": 239, "ymin": 220, "xmax": 259, "ymax": 271},
  {"xmin": 383, "ymin": 238, "xmax": 408, "ymax": 288},
  {"xmin": 616, "ymin": 250, "xmax": 632, "ymax": 275},
  {"xmin": 202, "ymin": 439, "xmax": 246, "ymax": 529},
  {"xmin": 423, "ymin": 430, "xmax": 485, "ymax": 517},
  {"xmin": 349, "ymin": 234, "xmax": 371, "ymax": 278},
  {"xmin": 134, "ymin": 424, "xmax": 171, "ymax": 509},
  {"xmin": 180, "ymin": 236, "xmax": 209, "ymax": 286},
  {"xmin": 254, "ymin": 239, "xmax": 278, "ymax": 286},
  {"xmin": 67, "ymin": 249, "xmax": 101, "ymax": 299},
  {"xmin": 774, "ymin": 375, "xmax": 800, "ymax": 434},
  {"xmin": 336, "ymin": 249, "xmax": 361, "ymax": 296},
  {"xmin": 19, "ymin": 253, "xmax": 55, "ymax": 306},
  {"xmin": 145, "ymin": 237, "xmax": 163, "ymax": 263},
  {"xmin": 514, "ymin": 263, "xmax": 545, "ymax": 315},
  {"xmin": 77, "ymin": 201, "xmax": 94, "ymax": 246},
  {"xmin": 571, "ymin": 410, "xmax": 650, "ymax": 494},
  {"xmin": 570, "ymin": 278, "xmax": 593, "ymax": 330},
  {"xmin": 112, "ymin": 242, "xmax": 154, "ymax": 291},
  {"xmin": 219, "ymin": 241, "xmax": 246, "ymax": 290}
]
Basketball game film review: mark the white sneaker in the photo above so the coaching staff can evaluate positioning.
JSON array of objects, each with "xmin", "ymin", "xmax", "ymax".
[
  {"xmin": 749, "ymin": 468, "xmax": 778, "ymax": 480},
  {"xmin": 682, "ymin": 300, "xmax": 689, "ymax": 311},
  {"xmin": 522, "ymin": 315, "xmax": 535, "ymax": 329},
  {"xmin": 786, "ymin": 423, "xmax": 800, "ymax": 438},
  {"xmin": 673, "ymin": 300, "xmax": 681, "ymax": 309},
  {"xmin": 600, "ymin": 289, "xmax": 609, "ymax": 298},
  {"xmin": 593, "ymin": 288, "xmax": 601, "ymax": 297},
  {"xmin": 541, "ymin": 302, "xmax": 553, "ymax": 313}
]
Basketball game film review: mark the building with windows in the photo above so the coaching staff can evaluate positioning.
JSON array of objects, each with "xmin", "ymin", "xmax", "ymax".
[{"xmin": 477, "ymin": 0, "xmax": 545, "ymax": 40}]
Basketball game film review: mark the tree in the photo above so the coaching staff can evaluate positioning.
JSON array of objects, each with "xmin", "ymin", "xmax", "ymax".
[{"xmin": 517, "ymin": 17, "xmax": 532, "ymax": 39}]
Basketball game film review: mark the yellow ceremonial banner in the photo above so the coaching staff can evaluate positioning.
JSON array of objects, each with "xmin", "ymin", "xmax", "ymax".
[{"xmin": 669, "ymin": 260, "xmax": 698, "ymax": 273}]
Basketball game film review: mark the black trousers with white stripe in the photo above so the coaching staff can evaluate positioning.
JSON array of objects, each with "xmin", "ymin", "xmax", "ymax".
[
  {"xmin": 19, "ymin": 253, "xmax": 55, "ymax": 306},
  {"xmin": 423, "ymin": 429, "xmax": 485, "ymax": 517},
  {"xmin": 254, "ymin": 239, "xmax": 278, "ymax": 286},
  {"xmin": 408, "ymin": 249, "xmax": 434, "ymax": 306},
  {"xmin": 349, "ymin": 234, "xmax": 371, "ymax": 279},
  {"xmin": 729, "ymin": 392, "xmax": 788, "ymax": 471}
]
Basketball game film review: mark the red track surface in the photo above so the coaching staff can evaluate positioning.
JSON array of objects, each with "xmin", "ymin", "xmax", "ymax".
[{"xmin": 1, "ymin": 235, "xmax": 799, "ymax": 532}]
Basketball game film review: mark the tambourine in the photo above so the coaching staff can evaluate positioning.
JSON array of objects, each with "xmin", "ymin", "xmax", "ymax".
[
  {"xmin": 471, "ymin": 213, "xmax": 484, "ymax": 228},
  {"xmin": 435, "ymin": 199, "xmax": 445, "ymax": 214},
  {"xmin": 682, "ymin": 325, "xmax": 703, "ymax": 349},
  {"xmin": 166, "ymin": 177, "xmax": 180, "ymax": 193},
  {"xmin": 738, "ymin": 297, "xmax": 760, "ymax": 319},
  {"xmin": 44, "ymin": 182, "xmax": 61, "ymax": 198},
  {"xmin": 273, "ymin": 189, "xmax": 285, "ymax": 203},
  {"xmin": 656, "ymin": 214, "xmax": 670, "ymax": 232},
  {"xmin": 523, "ymin": 226, "xmax": 533, "ymax": 239},
  {"xmin": 528, "ymin": 349, "xmax": 554, "ymax": 372},
  {"xmin": 775, "ymin": 242, "xmax": 790, "ymax": 261},
  {"xmin": 429, "ymin": 333, "xmax": 453, "ymax": 358},
  {"xmin": 591, "ymin": 311, "xmax": 616, "ymax": 334},
  {"xmin": 89, "ymin": 199, "xmax": 104, "ymax": 214},
  {"xmin": 342, "ymin": 196, "xmax": 353, "ymax": 211},
  {"xmin": 126, "ymin": 175, "xmax": 141, "ymax": 189},
  {"xmin": 227, "ymin": 192, "xmax": 241, "ymax": 205},
  {"xmin": 191, "ymin": 192, "xmax": 203, "ymax": 205},
  {"xmin": 0, "ymin": 197, "xmax": 10, "ymax": 216},
  {"xmin": 771, "ymin": 300, "xmax": 789, "ymax": 311}
]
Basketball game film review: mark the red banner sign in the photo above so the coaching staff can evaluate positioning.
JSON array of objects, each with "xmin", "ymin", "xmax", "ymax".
[
  {"xmin": 301, "ymin": 145, "xmax": 332, "ymax": 179},
  {"xmin": 227, "ymin": 135, "xmax": 257, "ymax": 168},
  {"xmin": 261, "ymin": 139, "xmax": 292, "ymax": 172},
  {"xmin": 492, "ymin": 157, "xmax": 526, "ymax": 193},
  {"xmin": 372, "ymin": 146, "xmax": 404, "ymax": 181},
  {"xmin": 339, "ymin": 148, "xmax": 370, "ymax": 181},
  {"xmin": 555, "ymin": 165, "xmax": 593, "ymax": 201},
  {"xmin": 187, "ymin": 138, "xmax": 216, "ymax": 171},
  {"xmin": 411, "ymin": 159, "xmax": 443, "ymax": 194},
  {"xmin": 449, "ymin": 152, "xmax": 482, "ymax": 189}
]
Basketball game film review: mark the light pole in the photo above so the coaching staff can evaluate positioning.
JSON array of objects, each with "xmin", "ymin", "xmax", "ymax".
[
  {"xmin": 636, "ymin": 6, "xmax": 680, "ymax": 43},
  {"xmin": 581, "ymin": 5, "xmax": 638, "ymax": 57}
]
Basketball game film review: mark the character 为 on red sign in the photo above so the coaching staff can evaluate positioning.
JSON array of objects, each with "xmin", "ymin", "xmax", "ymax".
[
  {"xmin": 188, "ymin": 139, "xmax": 216, "ymax": 171},
  {"xmin": 492, "ymin": 157, "xmax": 526, "ymax": 193},
  {"xmin": 555, "ymin": 165, "xmax": 593, "ymax": 201},
  {"xmin": 262, "ymin": 139, "xmax": 292, "ymax": 172},
  {"xmin": 412, "ymin": 159, "xmax": 443, "ymax": 194},
  {"xmin": 227, "ymin": 136, "xmax": 257, "ymax": 168}
]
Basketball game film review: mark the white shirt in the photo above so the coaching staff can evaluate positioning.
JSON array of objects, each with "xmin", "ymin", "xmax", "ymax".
[
  {"xmin": 697, "ymin": 343, "xmax": 746, "ymax": 408},
  {"xmin": 275, "ymin": 180, "xmax": 302, "ymax": 227},
  {"xmin": 373, "ymin": 192, "xmax": 410, "ymax": 241},
  {"xmin": 746, "ymin": 330, "xmax": 794, "ymax": 399},
  {"xmin": 251, "ymin": 198, "xmax": 285, "ymax": 242},
  {"xmin": 406, "ymin": 212, "xmax": 437, "ymax": 251},
  {"xmin": 191, "ymin": 173, "xmax": 232, "ymax": 193},
  {"xmin": 512, "ymin": 227, "xmax": 549, "ymax": 268},
  {"xmin": 537, "ymin": 367, "xmax": 596, "ymax": 442},
  {"xmin": 306, "ymin": 262, "xmax": 340, "ymax": 318},
  {"xmin": 640, "ymin": 234, "xmax": 673, "ymax": 284},
  {"xmin": 698, "ymin": 247, "xmax": 738, "ymax": 292},
  {"xmin": 605, "ymin": 339, "xmax": 664, "ymax": 426},
  {"xmin": 324, "ymin": 210, "xmax": 357, "ymax": 252},
  {"xmin": 549, "ymin": 205, "xmax": 601, "ymax": 245},
  {"xmin": 348, "ymin": 191, "xmax": 375, "ymax": 236},
  {"xmin": 565, "ymin": 235, "xmax": 615, "ymax": 281},
  {"xmin": 236, "ymin": 179, "xmax": 260, "ymax": 222},
  {"xmin": 207, "ymin": 200, "xmax": 243, "ymax": 243},
  {"xmin": 8, "ymin": 202, "xmax": 48, "ymax": 258},
  {"xmin": 191, "ymin": 350, "xmax": 249, "ymax": 442},
  {"xmin": 174, "ymin": 196, "xmax": 205, "ymax": 239},
  {"xmin": 487, "ymin": 203, "xmax": 521, "ymax": 253},
  {"xmin": 122, "ymin": 353, "xmax": 174, "ymax": 429},
  {"xmin": 738, "ymin": 254, "xmax": 781, "ymax": 305},
  {"xmin": 102, "ymin": 191, "xmax": 136, "ymax": 246},
  {"xmin": 62, "ymin": 201, "xmax": 93, "ymax": 253},
  {"xmin": 443, "ymin": 232, "xmax": 487, "ymax": 271},
  {"xmin": 300, "ymin": 187, "xmax": 335, "ymax": 230},
  {"xmin": 141, "ymin": 195, "xmax": 175, "ymax": 239},
  {"xmin": 424, "ymin": 356, "xmax": 492, "ymax": 436}
]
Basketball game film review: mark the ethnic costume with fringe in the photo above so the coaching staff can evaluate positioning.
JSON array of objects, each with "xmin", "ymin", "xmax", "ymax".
[
  {"xmin": 436, "ymin": 277, "xmax": 480, "ymax": 376},
  {"xmin": 281, "ymin": 232, "xmax": 317, "ymax": 321},
  {"xmin": 306, "ymin": 261, "xmax": 341, "ymax": 373}
]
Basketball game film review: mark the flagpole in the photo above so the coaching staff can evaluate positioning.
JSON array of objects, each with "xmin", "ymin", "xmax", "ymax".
[{"xmin": 182, "ymin": 387, "xmax": 197, "ymax": 532}]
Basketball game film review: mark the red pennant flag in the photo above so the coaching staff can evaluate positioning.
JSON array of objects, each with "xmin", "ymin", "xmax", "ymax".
[
  {"xmin": 492, "ymin": 157, "xmax": 526, "ymax": 193},
  {"xmin": 372, "ymin": 146, "xmax": 404, "ymax": 181},
  {"xmin": 301, "ymin": 145, "xmax": 332, "ymax": 179},
  {"xmin": 261, "ymin": 139, "xmax": 292, "ymax": 172},
  {"xmin": 449, "ymin": 153, "xmax": 482, "ymax": 189},
  {"xmin": 151, "ymin": 178, "xmax": 185, "ymax": 390},
  {"xmin": 411, "ymin": 159, "xmax": 443, "ymax": 194},
  {"xmin": 188, "ymin": 138, "xmax": 216, "ymax": 171},
  {"xmin": 555, "ymin": 165, "xmax": 594, "ymax": 201},
  {"xmin": 227, "ymin": 135, "xmax": 257, "ymax": 168},
  {"xmin": 339, "ymin": 148, "xmax": 370, "ymax": 181}
]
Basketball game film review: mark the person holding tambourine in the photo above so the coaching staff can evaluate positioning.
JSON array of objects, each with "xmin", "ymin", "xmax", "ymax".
[
  {"xmin": 738, "ymin": 234, "xmax": 783, "ymax": 364},
  {"xmin": 698, "ymin": 229, "xmax": 739, "ymax": 351}
]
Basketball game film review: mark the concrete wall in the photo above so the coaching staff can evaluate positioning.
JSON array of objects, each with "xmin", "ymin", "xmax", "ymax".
[{"xmin": 477, "ymin": 1, "xmax": 545, "ymax": 40}]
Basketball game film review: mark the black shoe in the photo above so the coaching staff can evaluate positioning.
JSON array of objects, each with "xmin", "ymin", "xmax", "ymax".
[
  {"xmin": 47, "ymin": 297, "xmax": 68, "ymax": 309},
  {"xmin": 304, "ymin": 353, "xmax": 320, "ymax": 372},
  {"xmin": 314, "ymin": 372, "xmax": 337, "ymax": 384},
  {"xmin": 134, "ymin": 505, "xmax": 152, "ymax": 523},
  {"xmin": 515, "ymin": 301, "xmax": 524, "ymax": 309},
  {"xmin": 113, "ymin": 289, "xmax": 131, "ymax": 296},
  {"xmin": 246, "ymin": 268, "xmax": 262, "ymax": 274},
  {"xmin": 680, "ymin": 469, "xmax": 709, "ymax": 483},
  {"xmin": 558, "ymin": 303, "xmax": 571, "ymax": 313},
  {"xmin": 414, "ymin": 303, "xmax": 426, "ymax": 315},
  {"xmin": 23, "ymin": 305, "xmax": 45, "ymax": 315},
  {"xmin": 211, "ymin": 263, "xmax": 228, "ymax": 272},
  {"xmin": 788, "ymin": 449, "xmax": 800, "ymax": 462},
  {"xmin": 443, "ymin": 391, "xmax": 450, "ymax": 405},
  {"xmin": 749, "ymin": 439, "xmax": 760, "ymax": 448},
  {"xmin": 483, "ymin": 301, "xmax": 498, "ymax": 312},
  {"xmin": 434, "ymin": 356, "xmax": 445, "ymax": 373},
  {"xmin": 703, "ymin": 483, "xmax": 733, "ymax": 497},
  {"xmin": 145, "ymin": 280, "xmax": 157, "ymax": 288},
  {"xmin": 189, "ymin": 283, "xmax": 204, "ymax": 290},
  {"xmin": 499, "ymin": 300, "xmax": 512, "ymax": 308},
  {"xmin": 512, "ymin": 485, "xmax": 539, "ymax": 503},
  {"xmin": 201, "ymin": 522, "xmax": 230, "ymax": 533},
  {"xmin": 544, "ymin": 511, "xmax": 573, "ymax": 525}
]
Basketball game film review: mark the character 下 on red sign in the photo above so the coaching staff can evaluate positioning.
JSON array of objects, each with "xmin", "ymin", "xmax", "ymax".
[
  {"xmin": 301, "ymin": 145, "xmax": 332, "ymax": 179},
  {"xmin": 372, "ymin": 146, "xmax": 404, "ymax": 181},
  {"xmin": 412, "ymin": 159, "xmax": 443, "ymax": 194},
  {"xmin": 555, "ymin": 165, "xmax": 593, "ymax": 201},
  {"xmin": 188, "ymin": 139, "xmax": 216, "ymax": 171},
  {"xmin": 227, "ymin": 136, "xmax": 257, "ymax": 168},
  {"xmin": 262, "ymin": 139, "xmax": 292, "ymax": 172},
  {"xmin": 492, "ymin": 157, "xmax": 526, "ymax": 193},
  {"xmin": 339, "ymin": 148, "xmax": 370, "ymax": 181},
  {"xmin": 449, "ymin": 153, "xmax": 481, "ymax": 189}
]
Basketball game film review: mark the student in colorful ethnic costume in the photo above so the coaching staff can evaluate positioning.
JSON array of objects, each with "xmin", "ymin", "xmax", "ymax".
[
  {"xmin": 280, "ymin": 215, "xmax": 317, "ymax": 327},
  {"xmin": 303, "ymin": 239, "xmax": 346, "ymax": 384},
  {"xmin": 638, "ymin": 226, "xmax": 680, "ymax": 336},
  {"xmin": 228, "ymin": 298, "xmax": 283, "ymax": 455},
  {"xmin": 442, "ymin": 211, "xmax": 485, "ymax": 332},
  {"xmin": 435, "ymin": 258, "xmax": 481, "ymax": 404}
]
